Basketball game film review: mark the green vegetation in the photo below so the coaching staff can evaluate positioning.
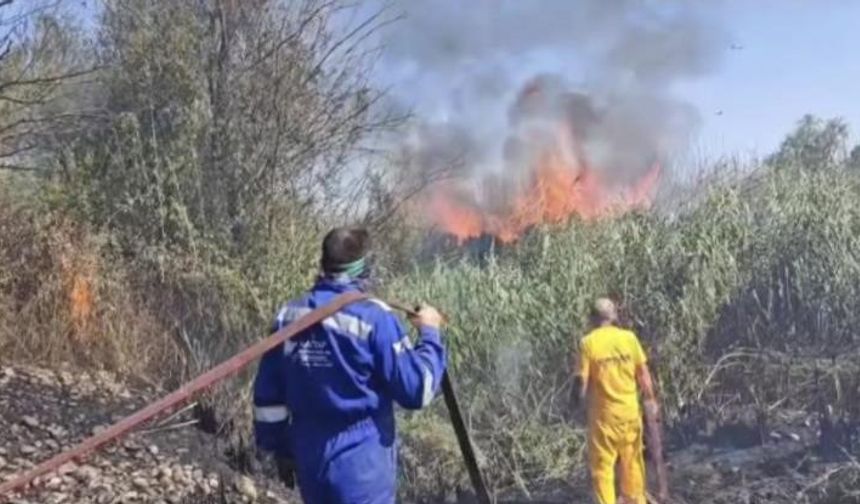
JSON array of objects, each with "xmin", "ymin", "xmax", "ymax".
[{"xmin": 391, "ymin": 158, "xmax": 860, "ymax": 497}]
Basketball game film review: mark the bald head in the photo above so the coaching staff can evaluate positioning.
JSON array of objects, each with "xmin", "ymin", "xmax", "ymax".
[{"xmin": 591, "ymin": 298, "xmax": 618, "ymax": 326}]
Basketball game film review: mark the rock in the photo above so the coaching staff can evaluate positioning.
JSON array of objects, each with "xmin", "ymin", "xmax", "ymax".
[
  {"xmin": 133, "ymin": 476, "xmax": 150, "ymax": 489},
  {"xmin": 57, "ymin": 462, "xmax": 77, "ymax": 475},
  {"xmin": 72, "ymin": 465, "xmax": 99, "ymax": 482},
  {"xmin": 0, "ymin": 456, "xmax": 6, "ymax": 469},
  {"xmin": 172, "ymin": 469, "xmax": 187, "ymax": 485},
  {"xmin": 157, "ymin": 466, "xmax": 173, "ymax": 482},
  {"xmin": 47, "ymin": 426, "xmax": 68, "ymax": 439},
  {"xmin": 20, "ymin": 415, "xmax": 40, "ymax": 429},
  {"xmin": 235, "ymin": 475, "xmax": 258, "ymax": 501},
  {"xmin": 50, "ymin": 492, "xmax": 69, "ymax": 503},
  {"xmin": 19, "ymin": 445, "xmax": 36, "ymax": 455},
  {"xmin": 57, "ymin": 370, "xmax": 73, "ymax": 384},
  {"xmin": 147, "ymin": 444, "xmax": 159, "ymax": 455}
]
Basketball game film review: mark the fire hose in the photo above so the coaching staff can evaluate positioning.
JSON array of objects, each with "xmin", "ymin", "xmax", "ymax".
[
  {"xmin": 386, "ymin": 302, "xmax": 491, "ymax": 504},
  {"xmin": 645, "ymin": 410, "xmax": 670, "ymax": 504},
  {"xmin": 0, "ymin": 292, "xmax": 492, "ymax": 504}
]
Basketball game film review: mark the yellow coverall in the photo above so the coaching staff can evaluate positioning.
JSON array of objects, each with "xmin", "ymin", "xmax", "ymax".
[{"xmin": 577, "ymin": 326, "xmax": 648, "ymax": 504}]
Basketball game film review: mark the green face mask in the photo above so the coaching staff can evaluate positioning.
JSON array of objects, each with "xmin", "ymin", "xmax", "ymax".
[{"xmin": 340, "ymin": 257, "xmax": 367, "ymax": 278}]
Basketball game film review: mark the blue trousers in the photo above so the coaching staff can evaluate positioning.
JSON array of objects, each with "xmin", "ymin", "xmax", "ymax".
[{"xmin": 291, "ymin": 417, "xmax": 397, "ymax": 504}]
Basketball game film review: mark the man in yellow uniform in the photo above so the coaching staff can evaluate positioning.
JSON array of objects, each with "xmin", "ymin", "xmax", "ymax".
[{"xmin": 573, "ymin": 298, "xmax": 664, "ymax": 504}]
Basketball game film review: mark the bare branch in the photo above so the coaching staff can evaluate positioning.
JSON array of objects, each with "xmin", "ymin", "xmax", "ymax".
[
  {"xmin": 0, "ymin": 93, "xmax": 49, "ymax": 105},
  {"xmin": 238, "ymin": 0, "xmax": 336, "ymax": 73},
  {"xmin": 0, "ymin": 43, "xmax": 10, "ymax": 64},
  {"xmin": 0, "ymin": 1, "xmax": 62, "ymax": 28},
  {"xmin": 0, "ymin": 67, "xmax": 98, "ymax": 94},
  {"xmin": 0, "ymin": 163, "xmax": 40, "ymax": 172},
  {"xmin": 303, "ymin": 5, "xmax": 400, "ymax": 87}
]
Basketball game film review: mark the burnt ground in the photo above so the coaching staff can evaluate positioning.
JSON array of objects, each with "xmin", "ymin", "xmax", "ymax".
[
  {"xmin": 486, "ymin": 412, "xmax": 860, "ymax": 504},
  {"xmin": 2, "ymin": 363, "xmax": 859, "ymax": 504},
  {"xmin": 659, "ymin": 405, "xmax": 860, "ymax": 504}
]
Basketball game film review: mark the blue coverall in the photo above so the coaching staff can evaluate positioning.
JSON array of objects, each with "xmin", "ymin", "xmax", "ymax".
[{"xmin": 253, "ymin": 276, "xmax": 447, "ymax": 504}]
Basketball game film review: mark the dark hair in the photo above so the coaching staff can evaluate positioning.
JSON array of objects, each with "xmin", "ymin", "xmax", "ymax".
[{"xmin": 321, "ymin": 227, "xmax": 371, "ymax": 273}]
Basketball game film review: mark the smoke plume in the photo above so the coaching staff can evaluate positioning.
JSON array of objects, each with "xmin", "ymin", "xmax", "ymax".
[{"xmin": 375, "ymin": 1, "xmax": 727, "ymax": 238}]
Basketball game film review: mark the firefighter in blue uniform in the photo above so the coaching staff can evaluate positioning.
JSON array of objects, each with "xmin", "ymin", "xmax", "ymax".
[{"xmin": 253, "ymin": 227, "xmax": 447, "ymax": 504}]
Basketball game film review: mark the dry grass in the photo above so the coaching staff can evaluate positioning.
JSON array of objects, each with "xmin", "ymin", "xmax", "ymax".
[{"xmin": 0, "ymin": 187, "xmax": 182, "ymax": 381}]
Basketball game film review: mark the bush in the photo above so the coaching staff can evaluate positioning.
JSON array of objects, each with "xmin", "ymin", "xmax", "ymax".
[{"xmin": 0, "ymin": 179, "xmax": 180, "ymax": 379}]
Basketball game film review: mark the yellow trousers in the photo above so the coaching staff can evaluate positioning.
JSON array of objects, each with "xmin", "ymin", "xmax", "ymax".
[{"xmin": 587, "ymin": 418, "xmax": 646, "ymax": 504}]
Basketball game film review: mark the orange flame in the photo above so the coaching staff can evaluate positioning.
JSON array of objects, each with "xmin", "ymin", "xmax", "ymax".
[{"xmin": 425, "ymin": 132, "xmax": 661, "ymax": 243}]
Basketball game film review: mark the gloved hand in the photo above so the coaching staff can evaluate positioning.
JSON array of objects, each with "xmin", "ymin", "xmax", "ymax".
[
  {"xmin": 256, "ymin": 450, "xmax": 296, "ymax": 489},
  {"xmin": 408, "ymin": 304, "xmax": 444, "ymax": 329},
  {"xmin": 275, "ymin": 456, "xmax": 296, "ymax": 489},
  {"xmin": 643, "ymin": 398, "xmax": 660, "ymax": 422}
]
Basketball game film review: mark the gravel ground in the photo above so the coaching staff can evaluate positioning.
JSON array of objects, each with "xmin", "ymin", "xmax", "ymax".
[{"xmin": 0, "ymin": 365, "xmax": 300, "ymax": 504}]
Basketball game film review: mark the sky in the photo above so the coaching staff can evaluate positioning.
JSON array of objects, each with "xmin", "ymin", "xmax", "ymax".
[
  {"xmin": 64, "ymin": 1, "xmax": 860, "ymax": 162},
  {"xmin": 676, "ymin": 1, "xmax": 860, "ymax": 160}
]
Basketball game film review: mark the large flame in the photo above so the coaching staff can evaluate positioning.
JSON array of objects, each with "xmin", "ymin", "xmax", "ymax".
[
  {"xmin": 416, "ymin": 76, "xmax": 664, "ymax": 243},
  {"xmin": 425, "ymin": 129, "xmax": 661, "ymax": 243}
]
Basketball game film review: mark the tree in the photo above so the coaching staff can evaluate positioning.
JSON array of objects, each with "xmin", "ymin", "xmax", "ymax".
[
  {"xmin": 0, "ymin": 0, "xmax": 93, "ymax": 171},
  {"xmin": 767, "ymin": 114, "xmax": 849, "ymax": 171},
  {"xmin": 65, "ymin": 0, "xmax": 400, "ymax": 257},
  {"xmin": 849, "ymin": 145, "xmax": 860, "ymax": 172}
]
